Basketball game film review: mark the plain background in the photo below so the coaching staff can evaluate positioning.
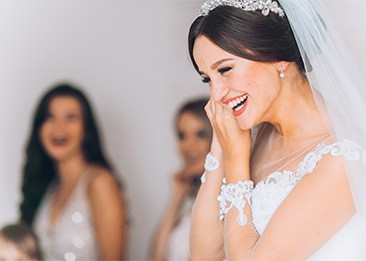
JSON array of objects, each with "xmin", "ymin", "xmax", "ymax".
[{"xmin": 0, "ymin": 1, "xmax": 365, "ymax": 260}]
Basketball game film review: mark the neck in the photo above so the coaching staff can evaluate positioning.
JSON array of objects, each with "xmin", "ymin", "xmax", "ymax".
[
  {"xmin": 268, "ymin": 68, "xmax": 328, "ymax": 137},
  {"xmin": 55, "ymin": 154, "xmax": 89, "ymax": 184}
]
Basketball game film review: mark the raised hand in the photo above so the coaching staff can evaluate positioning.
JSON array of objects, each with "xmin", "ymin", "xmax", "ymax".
[{"xmin": 205, "ymin": 98, "xmax": 251, "ymax": 181}]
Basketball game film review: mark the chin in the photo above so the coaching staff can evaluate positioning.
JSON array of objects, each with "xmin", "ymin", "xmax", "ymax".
[
  {"xmin": 47, "ymin": 153, "xmax": 68, "ymax": 162},
  {"xmin": 236, "ymin": 119, "xmax": 253, "ymax": 131},
  {"xmin": 46, "ymin": 149, "xmax": 73, "ymax": 162}
]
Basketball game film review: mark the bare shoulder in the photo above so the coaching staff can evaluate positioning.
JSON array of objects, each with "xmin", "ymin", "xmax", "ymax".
[
  {"xmin": 309, "ymin": 139, "xmax": 361, "ymax": 180},
  {"xmin": 87, "ymin": 165, "xmax": 121, "ymax": 196}
]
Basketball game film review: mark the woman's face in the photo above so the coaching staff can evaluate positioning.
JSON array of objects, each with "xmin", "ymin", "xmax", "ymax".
[
  {"xmin": 193, "ymin": 36, "xmax": 282, "ymax": 130},
  {"xmin": 40, "ymin": 96, "xmax": 84, "ymax": 162},
  {"xmin": 176, "ymin": 112, "xmax": 211, "ymax": 178}
]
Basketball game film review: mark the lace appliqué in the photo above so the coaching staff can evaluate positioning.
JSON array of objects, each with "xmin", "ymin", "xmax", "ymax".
[
  {"xmin": 297, "ymin": 139, "xmax": 365, "ymax": 178},
  {"xmin": 251, "ymin": 139, "xmax": 365, "ymax": 235},
  {"xmin": 217, "ymin": 180, "xmax": 254, "ymax": 226},
  {"xmin": 201, "ymin": 153, "xmax": 221, "ymax": 184}
]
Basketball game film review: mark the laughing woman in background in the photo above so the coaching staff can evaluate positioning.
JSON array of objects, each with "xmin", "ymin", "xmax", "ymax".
[{"xmin": 19, "ymin": 83, "xmax": 127, "ymax": 260}]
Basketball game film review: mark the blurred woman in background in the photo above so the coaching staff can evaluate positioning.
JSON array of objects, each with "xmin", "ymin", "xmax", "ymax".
[
  {"xmin": 149, "ymin": 97, "xmax": 212, "ymax": 261},
  {"xmin": 19, "ymin": 83, "xmax": 127, "ymax": 260}
]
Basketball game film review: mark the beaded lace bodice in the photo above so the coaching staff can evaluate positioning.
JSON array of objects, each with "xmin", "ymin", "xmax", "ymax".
[
  {"xmin": 251, "ymin": 140, "xmax": 365, "ymax": 235},
  {"xmin": 34, "ymin": 172, "xmax": 99, "ymax": 261}
]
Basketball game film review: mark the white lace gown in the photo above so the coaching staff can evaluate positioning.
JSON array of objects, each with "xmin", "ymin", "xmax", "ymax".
[
  {"xmin": 34, "ymin": 173, "xmax": 99, "ymax": 261},
  {"xmin": 251, "ymin": 140, "xmax": 366, "ymax": 260}
]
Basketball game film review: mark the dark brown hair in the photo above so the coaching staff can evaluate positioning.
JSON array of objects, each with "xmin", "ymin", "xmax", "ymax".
[
  {"xmin": 175, "ymin": 97, "xmax": 211, "ymax": 130},
  {"xmin": 188, "ymin": 6, "xmax": 305, "ymax": 74}
]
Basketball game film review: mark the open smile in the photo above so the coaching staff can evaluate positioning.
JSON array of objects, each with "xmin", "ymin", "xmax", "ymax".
[
  {"xmin": 225, "ymin": 94, "xmax": 249, "ymax": 116},
  {"xmin": 50, "ymin": 134, "xmax": 69, "ymax": 146}
]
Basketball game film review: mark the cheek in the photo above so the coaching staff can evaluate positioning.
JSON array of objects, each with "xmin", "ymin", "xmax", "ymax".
[
  {"xmin": 39, "ymin": 124, "xmax": 49, "ymax": 145},
  {"xmin": 202, "ymin": 139, "xmax": 211, "ymax": 152},
  {"xmin": 177, "ymin": 140, "xmax": 186, "ymax": 155},
  {"xmin": 195, "ymin": 139, "xmax": 211, "ymax": 154},
  {"xmin": 228, "ymin": 68, "xmax": 258, "ymax": 93},
  {"xmin": 73, "ymin": 124, "xmax": 84, "ymax": 143},
  {"xmin": 227, "ymin": 71, "xmax": 247, "ymax": 91}
]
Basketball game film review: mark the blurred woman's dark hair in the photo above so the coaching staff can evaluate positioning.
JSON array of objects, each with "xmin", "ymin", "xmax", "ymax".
[
  {"xmin": 175, "ymin": 97, "xmax": 211, "ymax": 131},
  {"xmin": 20, "ymin": 82, "xmax": 113, "ymax": 225}
]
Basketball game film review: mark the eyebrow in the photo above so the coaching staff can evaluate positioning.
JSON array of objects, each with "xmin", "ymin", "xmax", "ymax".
[
  {"xmin": 210, "ymin": 58, "xmax": 233, "ymax": 70},
  {"xmin": 198, "ymin": 58, "xmax": 234, "ymax": 76}
]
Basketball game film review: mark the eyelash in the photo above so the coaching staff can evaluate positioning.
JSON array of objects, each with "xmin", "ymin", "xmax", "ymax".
[
  {"xmin": 177, "ymin": 130, "xmax": 210, "ymax": 141},
  {"xmin": 197, "ymin": 130, "xmax": 209, "ymax": 139},
  {"xmin": 201, "ymin": 77, "xmax": 210, "ymax": 83},
  {"xmin": 200, "ymin": 67, "xmax": 232, "ymax": 84},
  {"xmin": 218, "ymin": 67, "xmax": 232, "ymax": 74}
]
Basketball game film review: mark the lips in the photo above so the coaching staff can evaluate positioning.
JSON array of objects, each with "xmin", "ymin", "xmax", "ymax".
[
  {"xmin": 50, "ymin": 134, "xmax": 68, "ymax": 146},
  {"xmin": 225, "ymin": 94, "xmax": 248, "ymax": 116},
  {"xmin": 185, "ymin": 153, "xmax": 202, "ymax": 164}
]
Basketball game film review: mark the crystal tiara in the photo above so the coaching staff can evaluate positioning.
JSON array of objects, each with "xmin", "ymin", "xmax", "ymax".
[{"xmin": 199, "ymin": 0, "xmax": 285, "ymax": 17}]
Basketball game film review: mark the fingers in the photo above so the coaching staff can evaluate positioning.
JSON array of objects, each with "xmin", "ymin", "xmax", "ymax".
[
  {"xmin": 204, "ymin": 99, "xmax": 213, "ymax": 123},
  {"xmin": 207, "ymin": 99, "xmax": 235, "ymax": 132}
]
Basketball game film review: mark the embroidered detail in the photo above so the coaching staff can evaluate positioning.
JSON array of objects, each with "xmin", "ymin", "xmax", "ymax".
[
  {"xmin": 217, "ymin": 180, "xmax": 254, "ymax": 226},
  {"xmin": 204, "ymin": 152, "xmax": 221, "ymax": 172},
  {"xmin": 296, "ymin": 139, "xmax": 364, "ymax": 178},
  {"xmin": 251, "ymin": 139, "xmax": 364, "ymax": 235}
]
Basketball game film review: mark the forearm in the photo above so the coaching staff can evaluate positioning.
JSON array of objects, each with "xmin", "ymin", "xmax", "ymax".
[
  {"xmin": 190, "ymin": 169, "xmax": 225, "ymax": 260},
  {"xmin": 224, "ymin": 202, "xmax": 259, "ymax": 260},
  {"xmin": 222, "ymin": 160, "xmax": 259, "ymax": 260}
]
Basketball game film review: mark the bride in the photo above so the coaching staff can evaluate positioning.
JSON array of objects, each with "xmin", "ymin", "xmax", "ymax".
[{"xmin": 188, "ymin": 0, "xmax": 366, "ymax": 259}]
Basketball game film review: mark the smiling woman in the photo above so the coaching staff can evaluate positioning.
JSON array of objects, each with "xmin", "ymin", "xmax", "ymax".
[
  {"xmin": 19, "ymin": 83, "xmax": 128, "ymax": 260},
  {"xmin": 188, "ymin": 0, "xmax": 366, "ymax": 260}
]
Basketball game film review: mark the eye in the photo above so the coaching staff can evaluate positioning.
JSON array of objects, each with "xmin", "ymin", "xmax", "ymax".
[
  {"xmin": 196, "ymin": 130, "xmax": 210, "ymax": 139},
  {"xmin": 66, "ymin": 113, "xmax": 80, "ymax": 121},
  {"xmin": 177, "ymin": 131, "xmax": 185, "ymax": 141},
  {"xmin": 201, "ymin": 76, "xmax": 210, "ymax": 84},
  {"xmin": 218, "ymin": 66, "xmax": 232, "ymax": 75}
]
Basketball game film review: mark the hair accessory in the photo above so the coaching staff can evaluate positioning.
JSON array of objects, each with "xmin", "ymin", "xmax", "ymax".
[
  {"xmin": 217, "ymin": 180, "xmax": 254, "ymax": 226},
  {"xmin": 279, "ymin": 65, "xmax": 285, "ymax": 78},
  {"xmin": 199, "ymin": 0, "xmax": 285, "ymax": 17},
  {"xmin": 204, "ymin": 152, "xmax": 221, "ymax": 172}
]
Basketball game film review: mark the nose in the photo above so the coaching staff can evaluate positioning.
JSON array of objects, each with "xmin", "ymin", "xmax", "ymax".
[
  {"xmin": 210, "ymin": 79, "xmax": 229, "ymax": 101},
  {"xmin": 181, "ymin": 134, "xmax": 201, "ymax": 156},
  {"xmin": 181, "ymin": 135, "xmax": 195, "ymax": 150},
  {"xmin": 51, "ymin": 118, "xmax": 67, "ymax": 130}
]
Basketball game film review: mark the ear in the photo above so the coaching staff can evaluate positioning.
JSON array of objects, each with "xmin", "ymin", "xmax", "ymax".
[{"xmin": 276, "ymin": 61, "xmax": 290, "ymax": 72}]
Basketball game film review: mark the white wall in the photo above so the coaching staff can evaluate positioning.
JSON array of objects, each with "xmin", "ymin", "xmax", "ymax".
[{"xmin": 0, "ymin": 1, "xmax": 364, "ymax": 260}]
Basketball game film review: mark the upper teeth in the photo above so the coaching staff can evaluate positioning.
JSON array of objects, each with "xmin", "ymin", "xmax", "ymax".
[{"xmin": 228, "ymin": 94, "xmax": 248, "ymax": 109}]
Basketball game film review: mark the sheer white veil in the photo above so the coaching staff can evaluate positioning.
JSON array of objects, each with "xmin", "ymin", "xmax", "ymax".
[{"xmin": 279, "ymin": 0, "xmax": 366, "ymax": 216}]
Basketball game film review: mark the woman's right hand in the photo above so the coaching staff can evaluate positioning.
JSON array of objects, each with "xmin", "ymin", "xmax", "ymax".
[
  {"xmin": 205, "ymin": 100, "xmax": 224, "ymax": 159},
  {"xmin": 205, "ymin": 98, "xmax": 251, "ymax": 181}
]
